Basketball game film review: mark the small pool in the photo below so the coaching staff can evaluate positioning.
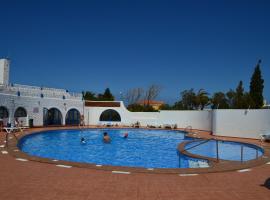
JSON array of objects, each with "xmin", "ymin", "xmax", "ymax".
[
  {"xmin": 185, "ymin": 140, "xmax": 263, "ymax": 161},
  {"xmin": 18, "ymin": 129, "xmax": 262, "ymax": 169}
]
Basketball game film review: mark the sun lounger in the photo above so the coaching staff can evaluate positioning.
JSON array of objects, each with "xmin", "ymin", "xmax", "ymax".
[
  {"xmin": 3, "ymin": 127, "xmax": 21, "ymax": 147},
  {"xmin": 122, "ymin": 123, "xmax": 132, "ymax": 127},
  {"xmin": 4, "ymin": 126, "xmax": 27, "ymax": 134},
  {"xmin": 4, "ymin": 127, "xmax": 20, "ymax": 133},
  {"xmin": 147, "ymin": 124, "xmax": 157, "ymax": 128},
  {"xmin": 147, "ymin": 122, "xmax": 159, "ymax": 128},
  {"xmin": 163, "ymin": 124, "xmax": 172, "ymax": 129},
  {"xmin": 132, "ymin": 121, "xmax": 140, "ymax": 128},
  {"xmin": 104, "ymin": 122, "xmax": 112, "ymax": 127},
  {"xmin": 260, "ymin": 133, "xmax": 270, "ymax": 142}
]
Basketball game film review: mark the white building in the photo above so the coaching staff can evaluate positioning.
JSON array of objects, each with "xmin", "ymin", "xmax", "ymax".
[
  {"xmin": 0, "ymin": 58, "xmax": 83, "ymax": 126},
  {"xmin": 0, "ymin": 58, "xmax": 270, "ymax": 139}
]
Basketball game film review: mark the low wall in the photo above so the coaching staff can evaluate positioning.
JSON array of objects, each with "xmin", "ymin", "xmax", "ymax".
[
  {"xmin": 159, "ymin": 110, "xmax": 212, "ymax": 131},
  {"xmin": 85, "ymin": 103, "xmax": 212, "ymax": 131},
  {"xmin": 212, "ymin": 109, "xmax": 270, "ymax": 139},
  {"xmin": 84, "ymin": 102, "xmax": 159, "ymax": 126},
  {"xmin": 2, "ymin": 93, "xmax": 270, "ymax": 139},
  {"xmin": 86, "ymin": 105, "xmax": 270, "ymax": 139}
]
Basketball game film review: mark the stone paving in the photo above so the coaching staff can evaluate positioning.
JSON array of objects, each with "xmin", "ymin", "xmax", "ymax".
[{"xmin": 0, "ymin": 127, "xmax": 269, "ymax": 200}]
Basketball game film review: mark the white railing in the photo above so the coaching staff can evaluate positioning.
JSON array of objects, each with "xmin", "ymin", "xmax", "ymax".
[
  {"xmin": 13, "ymin": 83, "xmax": 66, "ymax": 92},
  {"xmin": 0, "ymin": 83, "xmax": 82, "ymax": 100}
]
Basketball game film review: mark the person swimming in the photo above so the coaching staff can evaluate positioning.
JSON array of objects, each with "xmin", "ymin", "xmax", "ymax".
[
  {"xmin": 81, "ymin": 137, "xmax": 86, "ymax": 144},
  {"xmin": 103, "ymin": 132, "xmax": 111, "ymax": 143},
  {"xmin": 123, "ymin": 132, "xmax": 128, "ymax": 139}
]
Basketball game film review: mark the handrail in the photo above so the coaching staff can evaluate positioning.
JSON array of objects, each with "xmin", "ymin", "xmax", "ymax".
[
  {"xmin": 184, "ymin": 125, "xmax": 192, "ymax": 132},
  {"xmin": 183, "ymin": 139, "xmax": 212, "ymax": 152}
]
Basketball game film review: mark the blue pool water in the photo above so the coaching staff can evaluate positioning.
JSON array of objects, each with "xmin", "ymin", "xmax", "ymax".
[{"xmin": 18, "ymin": 129, "xmax": 262, "ymax": 168}]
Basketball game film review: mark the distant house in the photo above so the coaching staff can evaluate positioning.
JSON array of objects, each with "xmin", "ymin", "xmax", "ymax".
[{"xmin": 137, "ymin": 100, "xmax": 164, "ymax": 110}]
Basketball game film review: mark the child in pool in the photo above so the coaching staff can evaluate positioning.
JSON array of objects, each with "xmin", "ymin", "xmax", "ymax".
[
  {"xmin": 123, "ymin": 132, "xmax": 128, "ymax": 139},
  {"xmin": 103, "ymin": 132, "xmax": 111, "ymax": 143},
  {"xmin": 81, "ymin": 137, "xmax": 86, "ymax": 144}
]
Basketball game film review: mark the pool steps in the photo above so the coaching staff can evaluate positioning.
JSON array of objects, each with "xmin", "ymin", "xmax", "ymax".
[
  {"xmin": 237, "ymin": 169, "xmax": 251, "ymax": 172},
  {"xmin": 112, "ymin": 171, "xmax": 131, "ymax": 174},
  {"xmin": 179, "ymin": 174, "xmax": 198, "ymax": 176},
  {"xmin": 188, "ymin": 160, "xmax": 209, "ymax": 168},
  {"xmin": 15, "ymin": 158, "xmax": 28, "ymax": 162},
  {"xmin": 56, "ymin": 164, "xmax": 72, "ymax": 168}
]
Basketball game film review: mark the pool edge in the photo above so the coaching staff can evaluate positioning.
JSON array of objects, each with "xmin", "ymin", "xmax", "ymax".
[{"xmin": 6, "ymin": 126, "xmax": 270, "ymax": 174}]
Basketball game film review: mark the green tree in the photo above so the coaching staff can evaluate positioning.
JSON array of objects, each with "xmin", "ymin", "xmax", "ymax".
[
  {"xmin": 83, "ymin": 88, "xmax": 115, "ymax": 101},
  {"xmin": 180, "ymin": 89, "xmax": 197, "ymax": 110},
  {"xmin": 143, "ymin": 105, "xmax": 156, "ymax": 112},
  {"xmin": 249, "ymin": 60, "xmax": 264, "ymax": 108},
  {"xmin": 172, "ymin": 101, "xmax": 185, "ymax": 110},
  {"xmin": 226, "ymin": 89, "xmax": 236, "ymax": 108},
  {"xmin": 101, "ymin": 88, "xmax": 114, "ymax": 101},
  {"xmin": 159, "ymin": 104, "xmax": 172, "ymax": 110},
  {"xmin": 127, "ymin": 104, "xmax": 157, "ymax": 112},
  {"xmin": 127, "ymin": 104, "xmax": 145, "ymax": 112},
  {"xmin": 82, "ymin": 91, "xmax": 97, "ymax": 101},
  {"xmin": 242, "ymin": 92, "xmax": 255, "ymax": 109},
  {"xmin": 234, "ymin": 81, "xmax": 245, "ymax": 108},
  {"xmin": 196, "ymin": 89, "xmax": 209, "ymax": 110},
  {"xmin": 177, "ymin": 89, "xmax": 209, "ymax": 110},
  {"xmin": 211, "ymin": 92, "xmax": 229, "ymax": 109}
]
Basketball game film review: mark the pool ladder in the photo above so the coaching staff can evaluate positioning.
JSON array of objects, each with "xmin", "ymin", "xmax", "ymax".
[
  {"xmin": 183, "ymin": 139, "xmax": 212, "ymax": 152},
  {"xmin": 184, "ymin": 126, "xmax": 192, "ymax": 133}
]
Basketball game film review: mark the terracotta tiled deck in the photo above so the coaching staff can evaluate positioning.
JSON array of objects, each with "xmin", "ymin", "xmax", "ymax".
[{"xmin": 0, "ymin": 127, "xmax": 269, "ymax": 200}]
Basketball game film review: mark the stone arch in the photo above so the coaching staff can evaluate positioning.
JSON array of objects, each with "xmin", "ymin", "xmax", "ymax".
[
  {"xmin": 0, "ymin": 106, "xmax": 9, "ymax": 119},
  {"xmin": 65, "ymin": 108, "xmax": 81, "ymax": 125},
  {"xmin": 14, "ymin": 107, "xmax": 27, "ymax": 118},
  {"xmin": 43, "ymin": 107, "xmax": 63, "ymax": 126},
  {"xmin": 99, "ymin": 109, "xmax": 121, "ymax": 122}
]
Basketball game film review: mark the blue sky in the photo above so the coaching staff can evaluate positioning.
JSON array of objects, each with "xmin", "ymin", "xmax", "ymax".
[{"xmin": 0, "ymin": 0, "xmax": 269, "ymax": 104}]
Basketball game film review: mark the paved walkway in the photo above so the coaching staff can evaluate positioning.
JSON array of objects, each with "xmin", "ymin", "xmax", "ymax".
[{"xmin": 0, "ymin": 127, "xmax": 269, "ymax": 200}]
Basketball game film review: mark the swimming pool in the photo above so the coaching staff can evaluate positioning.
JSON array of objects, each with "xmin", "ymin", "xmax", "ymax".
[{"xmin": 18, "ymin": 129, "xmax": 262, "ymax": 169}]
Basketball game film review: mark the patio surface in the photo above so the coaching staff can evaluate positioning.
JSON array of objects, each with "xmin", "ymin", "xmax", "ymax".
[{"xmin": 0, "ymin": 127, "xmax": 269, "ymax": 200}]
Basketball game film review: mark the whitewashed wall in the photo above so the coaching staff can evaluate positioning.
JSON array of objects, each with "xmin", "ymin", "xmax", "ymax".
[
  {"xmin": 84, "ymin": 103, "xmax": 212, "ymax": 131},
  {"xmin": 86, "ymin": 105, "xmax": 270, "ymax": 138},
  {"xmin": 159, "ymin": 110, "xmax": 212, "ymax": 131},
  {"xmin": 84, "ymin": 102, "xmax": 160, "ymax": 126},
  {"xmin": 212, "ymin": 109, "xmax": 270, "ymax": 139}
]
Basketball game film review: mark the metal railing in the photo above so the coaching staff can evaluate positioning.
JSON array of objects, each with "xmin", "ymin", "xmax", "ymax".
[
  {"xmin": 182, "ymin": 139, "xmax": 261, "ymax": 163},
  {"xmin": 183, "ymin": 139, "xmax": 212, "ymax": 152},
  {"xmin": 240, "ymin": 144, "xmax": 260, "ymax": 162},
  {"xmin": 184, "ymin": 125, "xmax": 192, "ymax": 133}
]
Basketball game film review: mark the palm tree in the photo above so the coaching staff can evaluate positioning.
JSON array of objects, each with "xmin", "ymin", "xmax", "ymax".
[
  {"xmin": 211, "ymin": 92, "xmax": 229, "ymax": 109},
  {"xmin": 196, "ymin": 89, "xmax": 210, "ymax": 110}
]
